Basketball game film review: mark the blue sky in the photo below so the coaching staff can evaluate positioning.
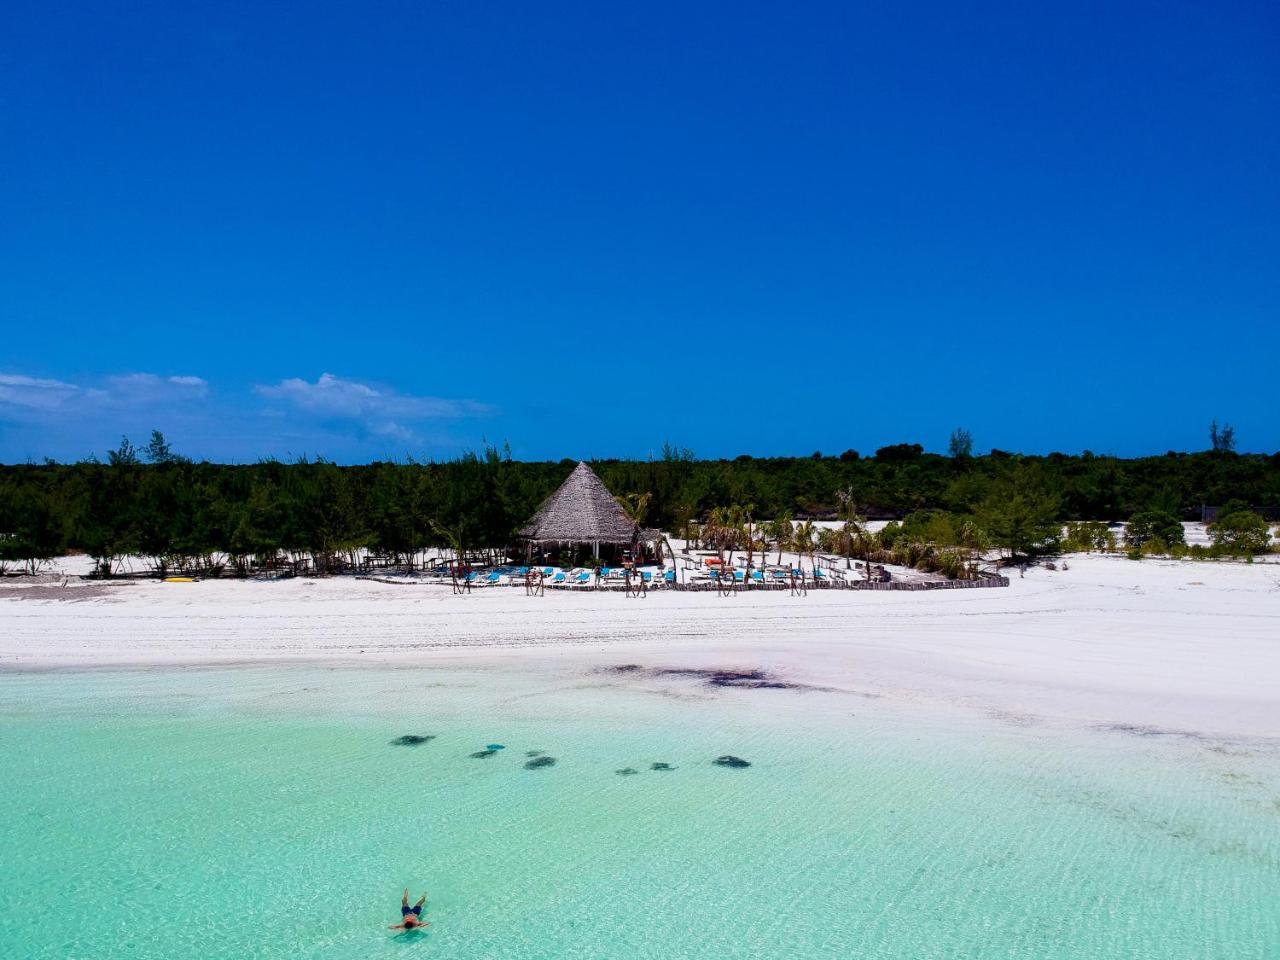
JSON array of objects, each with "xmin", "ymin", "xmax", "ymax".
[{"xmin": 2, "ymin": 0, "xmax": 1277, "ymax": 463}]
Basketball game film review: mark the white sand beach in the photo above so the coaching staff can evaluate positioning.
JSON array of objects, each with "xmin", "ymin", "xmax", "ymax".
[{"xmin": 3, "ymin": 554, "xmax": 1277, "ymax": 740}]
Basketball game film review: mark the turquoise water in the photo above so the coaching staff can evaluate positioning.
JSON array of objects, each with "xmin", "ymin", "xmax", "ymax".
[{"xmin": 1, "ymin": 667, "xmax": 1277, "ymax": 959}]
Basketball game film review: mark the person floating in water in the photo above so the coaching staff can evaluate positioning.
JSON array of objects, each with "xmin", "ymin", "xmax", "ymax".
[{"xmin": 389, "ymin": 889, "xmax": 430, "ymax": 931}]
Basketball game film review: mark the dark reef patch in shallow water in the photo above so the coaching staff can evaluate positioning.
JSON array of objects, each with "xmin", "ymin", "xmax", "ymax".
[
  {"xmin": 661, "ymin": 668, "xmax": 790, "ymax": 689},
  {"xmin": 616, "ymin": 767, "xmax": 639, "ymax": 776},
  {"xmin": 650, "ymin": 762, "xmax": 674, "ymax": 771},
  {"xmin": 713, "ymin": 755, "xmax": 751, "ymax": 768},
  {"xmin": 601, "ymin": 664, "xmax": 809, "ymax": 690},
  {"xmin": 486, "ymin": 744, "xmax": 505, "ymax": 750},
  {"xmin": 1096, "ymin": 723, "xmax": 1207, "ymax": 741},
  {"xmin": 470, "ymin": 749, "xmax": 498, "ymax": 759},
  {"xmin": 525, "ymin": 750, "xmax": 544, "ymax": 758},
  {"xmin": 391, "ymin": 735, "xmax": 435, "ymax": 746},
  {"xmin": 524, "ymin": 756, "xmax": 556, "ymax": 769}
]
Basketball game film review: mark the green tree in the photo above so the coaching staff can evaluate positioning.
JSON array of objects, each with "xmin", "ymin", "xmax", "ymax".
[
  {"xmin": 107, "ymin": 436, "xmax": 140, "ymax": 466},
  {"xmin": 144, "ymin": 429, "xmax": 176, "ymax": 464},
  {"xmin": 1209, "ymin": 419, "xmax": 1236, "ymax": 453},
  {"xmin": 0, "ymin": 483, "xmax": 64, "ymax": 574},
  {"xmin": 1125, "ymin": 510, "xmax": 1185, "ymax": 550},
  {"xmin": 1210, "ymin": 510, "xmax": 1269, "ymax": 555},
  {"xmin": 977, "ymin": 471, "xmax": 1061, "ymax": 560}
]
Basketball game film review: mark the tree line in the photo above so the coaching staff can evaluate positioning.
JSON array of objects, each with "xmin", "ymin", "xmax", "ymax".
[{"xmin": 1, "ymin": 432, "xmax": 1277, "ymax": 575}]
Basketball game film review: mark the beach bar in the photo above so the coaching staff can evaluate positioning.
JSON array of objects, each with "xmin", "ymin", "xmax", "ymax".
[{"xmin": 518, "ymin": 461, "xmax": 654, "ymax": 564}]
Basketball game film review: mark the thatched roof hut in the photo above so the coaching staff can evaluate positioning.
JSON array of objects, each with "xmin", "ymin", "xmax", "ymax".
[{"xmin": 519, "ymin": 462, "xmax": 637, "ymax": 546}]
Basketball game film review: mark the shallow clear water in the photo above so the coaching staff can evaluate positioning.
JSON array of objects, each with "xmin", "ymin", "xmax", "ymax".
[{"xmin": 1, "ymin": 666, "xmax": 1277, "ymax": 959}]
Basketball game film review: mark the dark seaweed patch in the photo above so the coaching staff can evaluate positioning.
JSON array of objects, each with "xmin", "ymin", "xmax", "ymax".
[
  {"xmin": 650, "ymin": 762, "xmax": 674, "ymax": 771},
  {"xmin": 469, "ymin": 749, "xmax": 497, "ymax": 759},
  {"xmin": 713, "ymin": 755, "xmax": 751, "ymax": 768},
  {"xmin": 391, "ymin": 735, "xmax": 435, "ymax": 746},
  {"xmin": 658, "ymin": 668, "xmax": 793, "ymax": 689},
  {"xmin": 600, "ymin": 664, "xmax": 809, "ymax": 690},
  {"xmin": 524, "ymin": 756, "xmax": 557, "ymax": 769},
  {"xmin": 1095, "ymin": 723, "xmax": 1206, "ymax": 741},
  {"xmin": 616, "ymin": 767, "xmax": 639, "ymax": 776},
  {"xmin": 525, "ymin": 750, "xmax": 544, "ymax": 758}
]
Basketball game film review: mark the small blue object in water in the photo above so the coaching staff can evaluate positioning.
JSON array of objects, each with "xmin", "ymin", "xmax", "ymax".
[{"xmin": 486, "ymin": 744, "xmax": 505, "ymax": 750}]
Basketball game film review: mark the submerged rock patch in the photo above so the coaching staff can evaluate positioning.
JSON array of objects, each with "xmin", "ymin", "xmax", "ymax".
[
  {"xmin": 524, "ymin": 756, "xmax": 557, "ymax": 769},
  {"xmin": 469, "ymin": 749, "xmax": 498, "ymax": 759},
  {"xmin": 616, "ymin": 767, "xmax": 639, "ymax": 776},
  {"xmin": 525, "ymin": 750, "xmax": 544, "ymax": 757},
  {"xmin": 390, "ymin": 735, "xmax": 435, "ymax": 746},
  {"xmin": 661, "ymin": 669, "xmax": 791, "ymax": 689},
  {"xmin": 601, "ymin": 664, "xmax": 804, "ymax": 690},
  {"xmin": 650, "ymin": 762, "xmax": 674, "ymax": 771},
  {"xmin": 713, "ymin": 755, "xmax": 751, "ymax": 769}
]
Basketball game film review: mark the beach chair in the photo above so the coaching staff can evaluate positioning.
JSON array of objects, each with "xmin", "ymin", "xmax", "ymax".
[
  {"xmin": 550, "ymin": 571, "xmax": 567, "ymax": 586},
  {"xmin": 664, "ymin": 569, "xmax": 676, "ymax": 586},
  {"xmin": 483, "ymin": 571, "xmax": 501, "ymax": 586},
  {"xmin": 750, "ymin": 570, "xmax": 766, "ymax": 587},
  {"xmin": 572, "ymin": 570, "xmax": 592, "ymax": 587}
]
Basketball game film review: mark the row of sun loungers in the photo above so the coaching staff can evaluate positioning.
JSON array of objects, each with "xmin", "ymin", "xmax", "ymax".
[
  {"xmin": 417, "ymin": 566, "xmax": 677, "ymax": 589},
  {"xmin": 409, "ymin": 561, "xmax": 887, "ymax": 590}
]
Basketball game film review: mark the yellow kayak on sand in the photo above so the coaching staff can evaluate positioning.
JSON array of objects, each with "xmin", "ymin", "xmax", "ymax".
[{"xmin": 163, "ymin": 577, "xmax": 197, "ymax": 583}]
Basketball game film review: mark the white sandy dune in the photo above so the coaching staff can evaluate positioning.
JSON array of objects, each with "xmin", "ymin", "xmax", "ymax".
[{"xmin": 2, "ymin": 554, "xmax": 1278, "ymax": 739}]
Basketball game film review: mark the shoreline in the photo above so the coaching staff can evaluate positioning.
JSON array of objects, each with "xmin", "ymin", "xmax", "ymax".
[{"xmin": 3, "ymin": 553, "xmax": 1278, "ymax": 740}]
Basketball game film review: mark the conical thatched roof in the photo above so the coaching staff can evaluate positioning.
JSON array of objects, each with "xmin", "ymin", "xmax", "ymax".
[{"xmin": 519, "ymin": 462, "xmax": 638, "ymax": 543}]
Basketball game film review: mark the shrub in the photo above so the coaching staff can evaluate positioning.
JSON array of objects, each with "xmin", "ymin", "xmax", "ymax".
[
  {"xmin": 1064, "ymin": 520, "xmax": 1111, "ymax": 553},
  {"xmin": 1210, "ymin": 510, "xmax": 1270, "ymax": 556},
  {"xmin": 1125, "ymin": 510, "xmax": 1184, "ymax": 550}
]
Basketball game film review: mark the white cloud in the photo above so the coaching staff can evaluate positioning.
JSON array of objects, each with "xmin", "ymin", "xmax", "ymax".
[
  {"xmin": 0, "ymin": 371, "xmax": 210, "ymax": 421},
  {"xmin": 0, "ymin": 373, "xmax": 81, "ymax": 412},
  {"xmin": 106, "ymin": 373, "xmax": 209, "ymax": 401},
  {"xmin": 370, "ymin": 421, "xmax": 417, "ymax": 441},
  {"xmin": 168, "ymin": 375, "xmax": 209, "ymax": 390},
  {"xmin": 254, "ymin": 373, "xmax": 490, "ymax": 423}
]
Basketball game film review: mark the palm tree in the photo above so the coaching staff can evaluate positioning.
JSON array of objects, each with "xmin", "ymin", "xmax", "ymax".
[
  {"xmin": 430, "ymin": 519, "xmax": 467, "ymax": 577},
  {"xmin": 707, "ymin": 506, "xmax": 734, "ymax": 564},
  {"xmin": 615, "ymin": 492, "xmax": 652, "ymax": 528},
  {"xmin": 740, "ymin": 506, "xmax": 755, "ymax": 577},
  {"xmin": 791, "ymin": 519, "xmax": 816, "ymax": 576},
  {"xmin": 765, "ymin": 513, "xmax": 792, "ymax": 565},
  {"xmin": 852, "ymin": 523, "xmax": 879, "ymax": 580}
]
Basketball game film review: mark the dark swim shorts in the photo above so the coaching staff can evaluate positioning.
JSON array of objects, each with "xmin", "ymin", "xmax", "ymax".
[{"xmin": 402, "ymin": 905, "xmax": 422, "ymax": 917}]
